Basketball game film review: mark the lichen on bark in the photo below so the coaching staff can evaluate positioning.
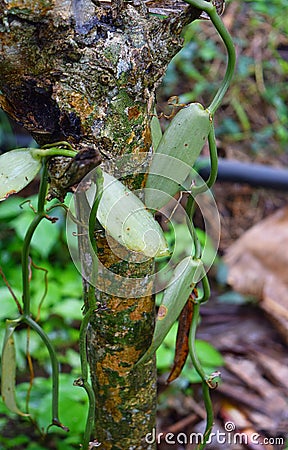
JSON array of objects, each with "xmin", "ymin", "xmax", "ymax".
[{"xmin": 0, "ymin": 0, "xmax": 200, "ymax": 447}]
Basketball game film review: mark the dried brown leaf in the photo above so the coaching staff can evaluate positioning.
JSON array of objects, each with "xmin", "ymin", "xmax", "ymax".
[{"xmin": 224, "ymin": 207, "xmax": 288, "ymax": 342}]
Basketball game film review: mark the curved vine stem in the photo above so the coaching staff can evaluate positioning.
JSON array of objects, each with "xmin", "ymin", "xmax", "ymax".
[
  {"xmin": 75, "ymin": 308, "xmax": 96, "ymax": 450},
  {"xmin": 174, "ymin": 2, "xmax": 232, "ymax": 446},
  {"xmin": 32, "ymin": 147, "xmax": 76, "ymax": 159},
  {"xmin": 5, "ymin": 145, "xmax": 83, "ymax": 432},
  {"xmin": 22, "ymin": 160, "xmax": 48, "ymax": 316},
  {"xmin": 185, "ymin": 186, "xmax": 214, "ymax": 447},
  {"xmin": 23, "ymin": 316, "xmax": 68, "ymax": 431},
  {"xmin": 20, "ymin": 159, "xmax": 68, "ymax": 431},
  {"xmin": 199, "ymin": 273, "xmax": 211, "ymax": 303},
  {"xmin": 10, "ymin": 142, "xmax": 77, "ymax": 161},
  {"xmin": 42, "ymin": 141, "xmax": 74, "ymax": 151},
  {"xmin": 207, "ymin": 6, "xmax": 236, "ymax": 114},
  {"xmin": 200, "ymin": 381, "xmax": 214, "ymax": 448},
  {"xmin": 188, "ymin": 301, "xmax": 214, "ymax": 449},
  {"xmin": 185, "ymin": 194, "xmax": 201, "ymax": 259},
  {"xmin": 88, "ymin": 168, "xmax": 104, "ymax": 276},
  {"xmin": 191, "ymin": 125, "xmax": 218, "ymax": 195},
  {"xmin": 184, "ymin": 0, "xmax": 236, "ymax": 115},
  {"xmin": 76, "ymin": 168, "xmax": 104, "ymax": 450}
]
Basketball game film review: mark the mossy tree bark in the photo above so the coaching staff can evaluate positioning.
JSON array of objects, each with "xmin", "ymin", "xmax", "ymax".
[{"xmin": 0, "ymin": 1, "xmax": 200, "ymax": 448}]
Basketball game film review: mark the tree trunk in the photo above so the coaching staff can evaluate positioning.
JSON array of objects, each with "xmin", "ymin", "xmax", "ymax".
[{"xmin": 0, "ymin": 1, "xmax": 200, "ymax": 447}]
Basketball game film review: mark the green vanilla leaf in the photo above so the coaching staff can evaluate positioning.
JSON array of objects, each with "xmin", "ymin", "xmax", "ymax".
[
  {"xmin": 136, "ymin": 257, "xmax": 205, "ymax": 366},
  {"xmin": 145, "ymin": 103, "xmax": 212, "ymax": 210},
  {"xmin": 87, "ymin": 171, "xmax": 170, "ymax": 258},
  {"xmin": 1, "ymin": 319, "xmax": 30, "ymax": 417},
  {"xmin": 0, "ymin": 149, "xmax": 42, "ymax": 201}
]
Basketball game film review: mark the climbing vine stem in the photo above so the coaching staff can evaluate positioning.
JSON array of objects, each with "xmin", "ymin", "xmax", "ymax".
[
  {"xmin": 75, "ymin": 168, "xmax": 104, "ymax": 450},
  {"xmin": 88, "ymin": 167, "xmax": 104, "ymax": 280},
  {"xmin": 184, "ymin": 0, "xmax": 236, "ymax": 115},
  {"xmin": 2, "ymin": 143, "xmax": 106, "ymax": 436},
  {"xmin": 23, "ymin": 315, "xmax": 65, "ymax": 429},
  {"xmin": 22, "ymin": 160, "xmax": 48, "ymax": 316},
  {"xmin": 191, "ymin": 126, "xmax": 218, "ymax": 195},
  {"xmin": 20, "ymin": 158, "xmax": 69, "ymax": 430},
  {"xmin": 188, "ymin": 302, "xmax": 214, "ymax": 450}
]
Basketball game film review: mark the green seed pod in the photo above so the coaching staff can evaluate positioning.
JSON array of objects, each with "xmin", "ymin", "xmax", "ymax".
[
  {"xmin": 145, "ymin": 103, "xmax": 212, "ymax": 210},
  {"xmin": 0, "ymin": 148, "xmax": 42, "ymax": 201},
  {"xmin": 136, "ymin": 256, "xmax": 204, "ymax": 365},
  {"xmin": 88, "ymin": 171, "xmax": 170, "ymax": 258}
]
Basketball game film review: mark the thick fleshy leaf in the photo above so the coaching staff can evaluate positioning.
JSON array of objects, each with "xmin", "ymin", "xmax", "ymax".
[
  {"xmin": 88, "ymin": 171, "xmax": 170, "ymax": 258},
  {"xmin": 145, "ymin": 103, "xmax": 212, "ymax": 209},
  {"xmin": 1, "ymin": 319, "xmax": 30, "ymax": 416},
  {"xmin": 0, "ymin": 149, "xmax": 41, "ymax": 201},
  {"xmin": 136, "ymin": 257, "xmax": 205, "ymax": 365}
]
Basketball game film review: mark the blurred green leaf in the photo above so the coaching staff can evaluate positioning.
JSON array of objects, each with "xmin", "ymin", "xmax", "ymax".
[
  {"xmin": 0, "ymin": 110, "xmax": 15, "ymax": 149},
  {"xmin": 217, "ymin": 291, "xmax": 249, "ymax": 305},
  {"xmin": 1, "ymin": 319, "xmax": 29, "ymax": 417},
  {"xmin": 13, "ymin": 210, "xmax": 60, "ymax": 258},
  {"xmin": 194, "ymin": 339, "xmax": 224, "ymax": 367},
  {"xmin": 0, "ymin": 434, "xmax": 30, "ymax": 449},
  {"xmin": 53, "ymin": 298, "xmax": 82, "ymax": 321},
  {"xmin": 156, "ymin": 322, "xmax": 177, "ymax": 370},
  {"xmin": 0, "ymin": 197, "xmax": 25, "ymax": 220},
  {"xmin": 16, "ymin": 374, "xmax": 87, "ymax": 438},
  {"xmin": 0, "ymin": 287, "xmax": 20, "ymax": 321}
]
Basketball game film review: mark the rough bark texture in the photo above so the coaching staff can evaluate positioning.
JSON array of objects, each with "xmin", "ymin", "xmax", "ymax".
[
  {"xmin": 86, "ymin": 234, "xmax": 157, "ymax": 449},
  {"xmin": 0, "ymin": 1, "xmax": 200, "ymax": 448}
]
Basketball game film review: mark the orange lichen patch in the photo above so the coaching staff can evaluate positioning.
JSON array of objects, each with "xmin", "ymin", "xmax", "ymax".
[
  {"xmin": 101, "ymin": 348, "xmax": 141, "ymax": 375},
  {"xmin": 106, "ymin": 289, "xmax": 153, "ymax": 313},
  {"xmin": 127, "ymin": 105, "xmax": 141, "ymax": 120},
  {"xmin": 64, "ymin": 91, "xmax": 96, "ymax": 122},
  {"xmin": 129, "ymin": 295, "xmax": 154, "ymax": 320},
  {"xmin": 104, "ymin": 388, "xmax": 122, "ymax": 422},
  {"xmin": 142, "ymin": 123, "xmax": 152, "ymax": 148},
  {"xmin": 101, "ymin": 441, "xmax": 113, "ymax": 450},
  {"xmin": 96, "ymin": 235, "xmax": 123, "ymax": 266},
  {"xmin": 5, "ymin": 0, "xmax": 52, "ymax": 15},
  {"xmin": 157, "ymin": 304, "xmax": 168, "ymax": 319},
  {"xmin": 95, "ymin": 362, "xmax": 110, "ymax": 385},
  {"xmin": 108, "ymin": 297, "xmax": 135, "ymax": 311},
  {"xmin": 126, "ymin": 131, "xmax": 136, "ymax": 144},
  {"xmin": 139, "ymin": 171, "xmax": 148, "ymax": 190}
]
